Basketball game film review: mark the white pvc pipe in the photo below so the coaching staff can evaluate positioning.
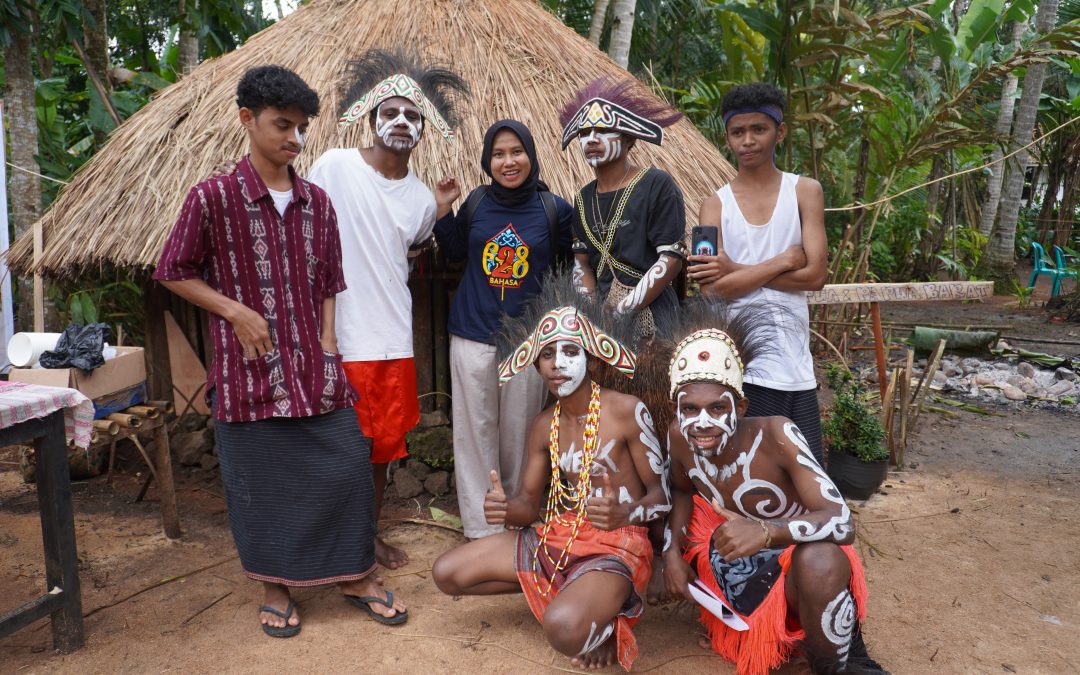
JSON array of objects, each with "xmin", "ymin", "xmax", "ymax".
[{"xmin": 7, "ymin": 332, "xmax": 61, "ymax": 368}]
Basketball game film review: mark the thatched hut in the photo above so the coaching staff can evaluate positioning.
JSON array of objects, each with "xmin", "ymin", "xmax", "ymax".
[{"xmin": 7, "ymin": 0, "xmax": 736, "ymax": 408}]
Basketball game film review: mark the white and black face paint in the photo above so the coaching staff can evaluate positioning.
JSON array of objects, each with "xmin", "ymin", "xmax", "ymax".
[
  {"xmin": 375, "ymin": 102, "xmax": 423, "ymax": 150},
  {"xmin": 677, "ymin": 390, "xmax": 738, "ymax": 457},
  {"xmin": 554, "ymin": 340, "xmax": 587, "ymax": 397},
  {"xmin": 291, "ymin": 126, "xmax": 305, "ymax": 149},
  {"xmin": 578, "ymin": 129, "xmax": 623, "ymax": 167}
]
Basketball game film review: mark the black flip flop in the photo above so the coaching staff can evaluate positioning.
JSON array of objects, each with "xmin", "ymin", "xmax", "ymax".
[
  {"xmin": 259, "ymin": 600, "xmax": 301, "ymax": 638},
  {"xmin": 344, "ymin": 591, "xmax": 409, "ymax": 625}
]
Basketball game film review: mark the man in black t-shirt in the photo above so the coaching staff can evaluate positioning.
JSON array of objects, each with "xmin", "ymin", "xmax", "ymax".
[{"xmin": 559, "ymin": 76, "xmax": 688, "ymax": 338}]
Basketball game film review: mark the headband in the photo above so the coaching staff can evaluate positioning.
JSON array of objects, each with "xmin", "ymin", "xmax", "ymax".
[
  {"xmin": 338, "ymin": 73, "xmax": 455, "ymax": 142},
  {"xmin": 498, "ymin": 306, "xmax": 636, "ymax": 384},
  {"xmin": 560, "ymin": 97, "xmax": 665, "ymax": 150},
  {"xmin": 669, "ymin": 328, "xmax": 745, "ymax": 398},
  {"xmin": 722, "ymin": 104, "xmax": 784, "ymax": 128}
]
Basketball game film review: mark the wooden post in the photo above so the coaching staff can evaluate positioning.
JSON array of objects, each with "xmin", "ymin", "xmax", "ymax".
[
  {"xmin": 143, "ymin": 281, "xmax": 175, "ymax": 402},
  {"xmin": 869, "ymin": 302, "xmax": 887, "ymax": 402},
  {"xmin": 32, "ymin": 411, "xmax": 84, "ymax": 652},
  {"xmin": 897, "ymin": 349, "xmax": 914, "ymax": 468},
  {"xmin": 151, "ymin": 420, "xmax": 181, "ymax": 539}
]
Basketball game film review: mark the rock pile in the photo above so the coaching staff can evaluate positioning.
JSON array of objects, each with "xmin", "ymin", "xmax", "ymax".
[
  {"xmin": 388, "ymin": 409, "xmax": 454, "ymax": 500},
  {"xmin": 892, "ymin": 354, "xmax": 1079, "ymax": 408},
  {"xmin": 171, "ymin": 414, "xmax": 218, "ymax": 471}
]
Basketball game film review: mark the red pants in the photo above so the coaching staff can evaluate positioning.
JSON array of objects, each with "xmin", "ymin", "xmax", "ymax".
[{"xmin": 343, "ymin": 359, "xmax": 419, "ymax": 464}]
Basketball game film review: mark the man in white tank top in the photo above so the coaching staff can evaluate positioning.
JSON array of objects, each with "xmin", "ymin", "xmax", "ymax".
[{"xmin": 687, "ymin": 83, "xmax": 828, "ymax": 466}]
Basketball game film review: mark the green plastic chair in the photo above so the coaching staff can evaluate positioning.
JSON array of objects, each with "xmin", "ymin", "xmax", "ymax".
[
  {"xmin": 1028, "ymin": 242, "xmax": 1057, "ymax": 290},
  {"xmin": 1051, "ymin": 245, "xmax": 1077, "ymax": 298}
]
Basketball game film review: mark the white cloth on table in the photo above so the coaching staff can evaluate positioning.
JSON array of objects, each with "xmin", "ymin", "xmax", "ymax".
[{"xmin": 0, "ymin": 381, "xmax": 94, "ymax": 448}]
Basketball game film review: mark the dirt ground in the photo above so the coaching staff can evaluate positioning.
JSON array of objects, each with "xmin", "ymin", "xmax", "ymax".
[{"xmin": 2, "ymin": 287, "xmax": 1078, "ymax": 674}]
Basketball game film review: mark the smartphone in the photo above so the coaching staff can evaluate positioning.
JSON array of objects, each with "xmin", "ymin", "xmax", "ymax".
[{"xmin": 691, "ymin": 225, "xmax": 719, "ymax": 257}]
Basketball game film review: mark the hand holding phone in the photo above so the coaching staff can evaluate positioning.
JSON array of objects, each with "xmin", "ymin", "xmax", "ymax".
[{"xmin": 691, "ymin": 225, "xmax": 719, "ymax": 257}]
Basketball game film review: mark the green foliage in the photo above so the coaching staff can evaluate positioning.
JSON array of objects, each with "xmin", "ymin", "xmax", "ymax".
[
  {"xmin": 823, "ymin": 365, "xmax": 888, "ymax": 463},
  {"xmin": 48, "ymin": 273, "xmax": 146, "ymax": 344},
  {"xmin": 1010, "ymin": 278, "xmax": 1035, "ymax": 308}
]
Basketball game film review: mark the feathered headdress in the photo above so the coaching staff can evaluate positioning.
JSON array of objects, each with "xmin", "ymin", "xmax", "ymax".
[
  {"xmin": 559, "ymin": 76, "xmax": 684, "ymax": 149},
  {"xmin": 655, "ymin": 295, "xmax": 780, "ymax": 399},
  {"xmin": 337, "ymin": 48, "xmax": 469, "ymax": 142},
  {"xmin": 497, "ymin": 268, "xmax": 637, "ymax": 385}
]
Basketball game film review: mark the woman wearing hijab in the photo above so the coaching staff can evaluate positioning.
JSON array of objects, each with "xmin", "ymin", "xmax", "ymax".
[{"xmin": 433, "ymin": 119, "xmax": 574, "ymax": 539}]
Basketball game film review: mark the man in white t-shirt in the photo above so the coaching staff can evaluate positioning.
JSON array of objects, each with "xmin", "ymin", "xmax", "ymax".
[
  {"xmin": 686, "ymin": 82, "xmax": 828, "ymax": 467},
  {"xmin": 307, "ymin": 50, "xmax": 468, "ymax": 570}
]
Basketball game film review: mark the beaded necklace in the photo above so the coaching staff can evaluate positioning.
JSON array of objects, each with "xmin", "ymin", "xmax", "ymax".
[{"xmin": 532, "ymin": 381, "xmax": 602, "ymax": 596}]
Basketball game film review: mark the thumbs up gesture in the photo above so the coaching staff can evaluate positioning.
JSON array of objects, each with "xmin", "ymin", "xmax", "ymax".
[
  {"xmin": 710, "ymin": 500, "xmax": 770, "ymax": 562},
  {"xmin": 484, "ymin": 470, "xmax": 508, "ymax": 525},
  {"xmin": 586, "ymin": 472, "xmax": 628, "ymax": 531}
]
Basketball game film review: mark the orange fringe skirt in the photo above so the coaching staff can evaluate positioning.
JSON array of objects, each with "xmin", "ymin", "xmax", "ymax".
[{"xmin": 685, "ymin": 495, "xmax": 868, "ymax": 675}]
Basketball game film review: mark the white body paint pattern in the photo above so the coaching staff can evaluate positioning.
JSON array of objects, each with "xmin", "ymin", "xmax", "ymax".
[
  {"xmin": 821, "ymin": 588, "xmax": 855, "ymax": 666},
  {"xmin": 731, "ymin": 430, "xmax": 805, "ymax": 519},
  {"xmin": 618, "ymin": 486, "xmax": 632, "ymax": 504},
  {"xmin": 688, "ymin": 450, "xmax": 726, "ymax": 507},
  {"xmin": 617, "ymin": 256, "xmax": 669, "ymax": 314},
  {"xmin": 560, "ymin": 439, "xmax": 618, "ymax": 476},
  {"xmin": 628, "ymin": 505, "xmax": 645, "ymax": 523},
  {"xmin": 635, "ymin": 403, "xmax": 671, "ymax": 520},
  {"xmin": 676, "ymin": 390, "xmax": 737, "ymax": 458},
  {"xmin": 662, "ymin": 524, "xmax": 672, "ymax": 553},
  {"xmin": 292, "ymin": 127, "xmax": 305, "ymax": 149},
  {"xmin": 554, "ymin": 340, "xmax": 588, "ymax": 397},
  {"xmin": 579, "ymin": 620, "xmax": 615, "ymax": 655},
  {"xmin": 375, "ymin": 103, "xmax": 422, "ymax": 150},
  {"xmin": 784, "ymin": 422, "xmax": 854, "ymax": 543},
  {"xmin": 579, "ymin": 130, "xmax": 622, "ymax": 167},
  {"xmin": 572, "ymin": 259, "xmax": 589, "ymax": 295}
]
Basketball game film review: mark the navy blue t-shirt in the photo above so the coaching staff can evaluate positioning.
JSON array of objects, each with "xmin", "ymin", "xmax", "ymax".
[{"xmin": 434, "ymin": 189, "xmax": 574, "ymax": 344}]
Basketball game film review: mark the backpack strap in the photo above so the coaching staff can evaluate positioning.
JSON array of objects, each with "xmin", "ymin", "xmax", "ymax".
[{"xmin": 462, "ymin": 184, "xmax": 491, "ymax": 229}]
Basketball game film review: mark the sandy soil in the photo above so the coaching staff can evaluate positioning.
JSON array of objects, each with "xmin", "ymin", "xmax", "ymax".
[{"xmin": 2, "ymin": 296, "xmax": 1078, "ymax": 674}]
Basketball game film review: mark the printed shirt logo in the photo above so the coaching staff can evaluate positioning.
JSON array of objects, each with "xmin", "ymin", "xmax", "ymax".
[{"xmin": 482, "ymin": 224, "xmax": 530, "ymax": 300}]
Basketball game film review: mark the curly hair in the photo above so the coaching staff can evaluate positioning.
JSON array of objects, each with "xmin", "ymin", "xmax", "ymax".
[
  {"xmin": 720, "ymin": 82, "xmax": 786, "ymax": 119},
  {"xmin": 559, "ymin": 75, "xmax": 683, "ymax": 129},
  {"xmin": 338, "ymin": 48, "xmax": 469, "ymax": 125},
  {"xmin": 236, "ymin": 65, "xmax": 320, "ymax": 117}
]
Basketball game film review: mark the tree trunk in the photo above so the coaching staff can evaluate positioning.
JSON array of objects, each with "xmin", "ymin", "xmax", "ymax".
[
  {"xmin": 588, "ymin": 0, "xmax": 611, "ymax": 47},
  {"xmin": 1036, "ymin": 154, "xmax": 1062, "ymax": 244},
  {"xmin": 3, "ymin": 21, "xmax": 41, "ymax": 330},
  {"xmin": 83, "ymin": 0, "xmax": 112, "ymax": 143},
  {"xmin": 178, "ymin": 0, "xmax": 199, "ymax": 75},
  {"xmin": 978, "ymin": 19, "xmax": 1027, "ymax": 239},
  {"xmin": 984, "ymin": 0, "xmax": 1059, "ymax": 290},
  {"xmin": 914, "ymin": 157, "xmax": 946, "ymax": 279},
  {"xmin": 1053, "ymin": 159, "xmax": 1079, "ymax": 248},
  {"xmin": 607, "ymin": 0, "xmax": 636, "ymax": 69}
]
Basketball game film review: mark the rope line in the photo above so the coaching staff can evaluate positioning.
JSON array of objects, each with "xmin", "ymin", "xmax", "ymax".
[
  {"xmin": 823, "ymin": 115, "xmax": 1080, "ymax": 213},
  {"xmin": 6, "ymin": 161, "xmax": 70, "ymax": 185}
]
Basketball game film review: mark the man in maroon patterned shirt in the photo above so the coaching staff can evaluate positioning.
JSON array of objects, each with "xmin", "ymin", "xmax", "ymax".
[{"xmin": 154, "ymin": 66, "xmax": 407, "ymax": 638}]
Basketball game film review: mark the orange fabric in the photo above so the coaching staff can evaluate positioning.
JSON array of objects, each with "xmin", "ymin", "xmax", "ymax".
[
  {"xmin": 517, "ymin": 521, "xmax": 653, "ymax": 672},
  {"xmin": 685, "ymin": 494, "xmax": 868, "ymax": 675},
  {"xmin": 342, "ymin": 359, "xmax": 419, "ymax": 463}
]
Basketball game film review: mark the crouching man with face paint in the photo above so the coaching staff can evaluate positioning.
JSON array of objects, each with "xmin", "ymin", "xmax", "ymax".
[
  {"xmin": 559, "ymin": 76, "xmax": 688, "ymax": 339},
  {"xmin": 660, "ymin": 298, "xmax": 881, "ymax": 675},
  {"xmin": 432, "ymin": 275, "xmax": 670, "ymax": 671}
]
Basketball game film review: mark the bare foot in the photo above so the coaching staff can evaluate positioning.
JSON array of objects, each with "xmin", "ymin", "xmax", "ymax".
[
  {"xmin": 375, "ymin": 536, "xmax": 409, "ymax": 570},
  {"xmin": 646, "ymin": 554, "xmax": 669, "ymax": 605},
  {"xmin": 259, "ymin": 583, "xmax": 300, "ymax": 630},
  {"xmin": 571, "ymin": 634, "xmax": 617, "ymax": 670},
  {"xmin": 339, "ymin": 576, "xmax": 407, "ymax": 620}
]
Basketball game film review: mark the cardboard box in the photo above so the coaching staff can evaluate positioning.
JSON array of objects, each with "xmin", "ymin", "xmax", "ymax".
[{"xmin": 8, "ymin": 346, "xmax": 147, "ymax": 399}]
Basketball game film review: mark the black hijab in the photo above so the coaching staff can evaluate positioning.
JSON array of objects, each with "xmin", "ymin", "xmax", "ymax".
[{"xmin": 480, "ymin": 119, "xmax": 549, "ymax": 208}]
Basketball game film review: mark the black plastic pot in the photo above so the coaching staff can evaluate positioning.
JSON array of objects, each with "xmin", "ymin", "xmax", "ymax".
[{"xmin": 826, "ymin": 451, "xmax": 888, "ymax": 500}]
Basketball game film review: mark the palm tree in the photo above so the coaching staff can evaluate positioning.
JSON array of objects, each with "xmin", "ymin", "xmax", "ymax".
[
  {"xmin": 2, "ymin": 9, "xmax": 41, "ymax": 330},
  {"xmin": 984, "ymin": 0, "xmax": 1060, "ymax": 288},
  {"xmin": 608, "ymin": 0, "xmax": 636, "ymax": 68}
]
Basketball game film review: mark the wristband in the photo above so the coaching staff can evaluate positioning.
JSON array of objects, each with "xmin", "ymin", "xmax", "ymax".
[{"xmin": 758, "ymin": 519, "xmax": 772, "ymax": 549}]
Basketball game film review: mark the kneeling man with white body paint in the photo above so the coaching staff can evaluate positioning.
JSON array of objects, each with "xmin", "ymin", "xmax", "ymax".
[
  {"xmin": 659, "ymin": 297, "xmax": 883, "ymax": 675},
  {"xmin": 432, "ymin": 273, "xmax": 670, "ymax": 671}
]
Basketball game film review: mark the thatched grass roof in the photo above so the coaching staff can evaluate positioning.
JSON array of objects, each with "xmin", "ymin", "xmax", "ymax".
[{"xmin": 8, "ymin": 0, "xmax": 735, "ymax": 277}]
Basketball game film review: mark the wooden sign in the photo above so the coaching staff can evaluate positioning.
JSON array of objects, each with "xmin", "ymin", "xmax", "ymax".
[{"xmin": 808, "ymin": 281, "xmax": 993, "ymax": 305}]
